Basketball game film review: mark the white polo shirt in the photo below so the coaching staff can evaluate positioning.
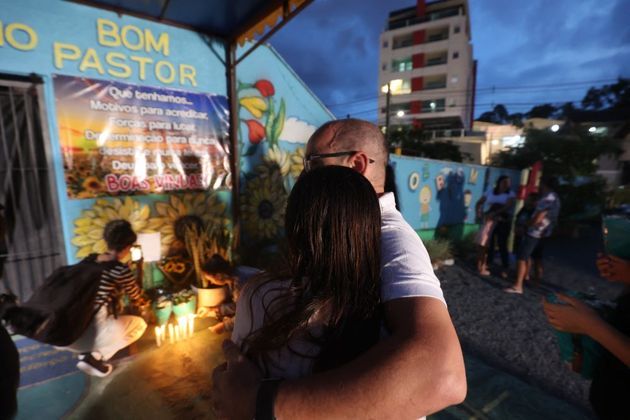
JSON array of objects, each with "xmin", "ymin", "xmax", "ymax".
[{"xmin": 379, "ymin": 193, "xmax": 446, "ymax": 305}]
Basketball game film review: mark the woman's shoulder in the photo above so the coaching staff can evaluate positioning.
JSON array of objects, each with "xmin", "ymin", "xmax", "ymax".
[{"xmin": 241, "ymin": 272, "xmax": 292, "ymax": 302}]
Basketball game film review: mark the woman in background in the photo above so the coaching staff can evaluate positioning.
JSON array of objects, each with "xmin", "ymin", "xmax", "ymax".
[{"xmin": 475, "ymin": 175, "xmax": 516, "ymax": 277}]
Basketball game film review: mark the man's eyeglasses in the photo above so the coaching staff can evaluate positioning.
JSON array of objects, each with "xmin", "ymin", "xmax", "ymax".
[{"xmin": 302, "ymin": 151, "xmax": 375, "ymax": 172}]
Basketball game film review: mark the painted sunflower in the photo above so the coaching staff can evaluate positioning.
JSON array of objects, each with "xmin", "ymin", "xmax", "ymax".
[
  {"xmin": 261, "ymin": 146, "xmax": 291, "ymax": 178},
  {"xmin": 72, "ymin": 197, "xmax": 151, "ymax": 258},
  {"xmin": 145, "ymin": 192, "xmax": 229, "ymax": 256},
  {"xmin": 290, "ymin": 147, "xmax": 305, "ymax": 179},
  {"xmin": 241, "ymin": 163, "xmax": 288, "ymax": 240},
  {"xmin": 82, "ymin": 176, "xmax": 105, "ymax": 195}
]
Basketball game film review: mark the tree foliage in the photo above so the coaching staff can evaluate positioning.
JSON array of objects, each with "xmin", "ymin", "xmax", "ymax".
[
  {"xmin": 388, "ymin": 126, "xmax": 472, "ymax": 162},
  {"xmin": 490, "ymin": 128, "xmax": 622, "ymax": 179},
  {"xmin": 477, "ymin": 78, "xmax": 629, "ymax": 121}
]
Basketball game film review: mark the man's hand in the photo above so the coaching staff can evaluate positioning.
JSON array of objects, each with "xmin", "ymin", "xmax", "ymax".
[
  {"xmin": 543, "ymin": 293, "xmax": 602, "ymax": 335},
  {"xmin": 211, "ymin": 339, "xmax": 262, "ymax": 420}
]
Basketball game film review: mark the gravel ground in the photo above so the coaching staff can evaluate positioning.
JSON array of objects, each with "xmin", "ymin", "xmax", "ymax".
[{"xmin": 438, "ymin": 225, "xmax": 625, "ymax": 415}]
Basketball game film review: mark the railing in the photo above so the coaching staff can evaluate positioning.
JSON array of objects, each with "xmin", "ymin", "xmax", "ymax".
[
  {"xmin": 426, "ymin": 33, "xmax": 449, "ymax": 42},
  {"xmin": 424, "ymin": 81, "xmax": 447, "ymax": 90},
  {"xmin": 425, "ymin": 57, "xmax": 448, "ymax": 66},
  {"xmin": 392, "ymin": 39, "xmax": 414, "ymax": 49},
  {"xmin": 387, "ymin": 7, "xmax": 461, "ymax": 30},
  {"xmin": 0, "ymin": 78, "xmax": 65, "ymax": 300}
]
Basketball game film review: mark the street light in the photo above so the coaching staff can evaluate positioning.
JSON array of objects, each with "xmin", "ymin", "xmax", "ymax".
[
  {"xmin": 551, "ymin": 124, "xmax": 559, "ymax": 132},
  {"xmin": 396, "ymin": 110, "xmax": 405, "ymax": 117},
  {"xmin": 589, "ymin": 126, "xmax": 597, "ymax": 133}
]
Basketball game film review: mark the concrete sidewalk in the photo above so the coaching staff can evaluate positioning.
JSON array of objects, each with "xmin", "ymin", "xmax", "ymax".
[{"xmin": 16, "ymin": 324, "xmax": 591, "ymax": 419}]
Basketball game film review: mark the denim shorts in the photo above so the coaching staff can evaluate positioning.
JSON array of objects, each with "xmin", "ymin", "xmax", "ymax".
[{"xmin": 517, "ymin": 235, "xmax": 545, "ymax": 260}]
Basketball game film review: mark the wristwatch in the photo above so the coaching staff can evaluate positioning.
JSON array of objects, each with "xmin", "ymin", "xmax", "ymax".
[{"xmin": 255, "ymin": 378, "xmax": 283, "ymax": 420}]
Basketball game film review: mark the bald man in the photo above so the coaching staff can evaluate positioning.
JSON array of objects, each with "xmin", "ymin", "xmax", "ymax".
[{"xmin": 212, "ymin": 119, "xmax": 466, "ymax": 419}]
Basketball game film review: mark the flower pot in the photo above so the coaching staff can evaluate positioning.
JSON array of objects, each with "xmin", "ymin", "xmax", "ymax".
[
  {"xmin": 192, "ymin": 285, "xmax": 227, "ymax": 307},
  {"xmin": 153, "ymin": 301, "xmax": 172, "ymax": 326},
  {"xmin": 172, "ymin": 296, "xmax": 196, "ymax": 318}
]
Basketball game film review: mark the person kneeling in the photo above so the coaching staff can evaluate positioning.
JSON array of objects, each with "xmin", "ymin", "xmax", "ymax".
[{"xmin": 60, "ymin": 220, "xmax": 148, "ymax": 377}]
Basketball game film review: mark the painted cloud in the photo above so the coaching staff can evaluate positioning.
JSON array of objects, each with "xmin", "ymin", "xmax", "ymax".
[{"xmin": 279, "ymin": 117, "xmax": 317, "ymax": 144}]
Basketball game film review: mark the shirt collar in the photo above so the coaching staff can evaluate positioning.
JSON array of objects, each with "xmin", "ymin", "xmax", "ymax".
[{"xmin": 379, "ymin": 192, "xmax": 396, "ymax": 213}]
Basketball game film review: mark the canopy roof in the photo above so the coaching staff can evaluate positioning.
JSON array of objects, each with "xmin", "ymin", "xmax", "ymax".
[{"xmin": 70, "ymin": 0, "xmax": 310, "ymax": 45}]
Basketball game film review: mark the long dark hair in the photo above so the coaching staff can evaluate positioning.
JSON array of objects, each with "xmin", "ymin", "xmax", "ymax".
[
  {"xmin": 493, "ymin": 175, "xmax": 511, "ymax": 195},
  {"xmin": 243, "ymin": 166, "xmax": 382, "ymax": 371}
]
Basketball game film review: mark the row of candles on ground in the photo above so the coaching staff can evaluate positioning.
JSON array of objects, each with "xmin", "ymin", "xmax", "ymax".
[{"xmin": 154, "ymin": 314, "xmax": 195, "ymax": 347}]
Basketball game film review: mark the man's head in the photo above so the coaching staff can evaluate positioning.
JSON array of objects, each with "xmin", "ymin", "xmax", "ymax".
[
  {"xmin": 305, "ymin": 119, "xmax": 388, "ymax": 194},
  {"xmin": 539, "ymin": 176, "xmax": 558, "ymax": 194}
]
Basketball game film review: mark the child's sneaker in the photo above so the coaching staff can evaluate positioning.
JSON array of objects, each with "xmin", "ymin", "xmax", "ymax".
[{"xmin": 77, "ymin": 353, "xmax": 113, "ymax": 377}]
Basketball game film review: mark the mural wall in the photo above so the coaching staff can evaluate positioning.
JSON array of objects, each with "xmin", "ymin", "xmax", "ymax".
[
  {"xmin": 0, "ymin": 0, "xmax": 331, "ymax": 264},
  {"xmin": 235, "ymin": 50, "xmax": 333, "ymax": 249},
  {"xmin": 390, "ymin": 155, "xmax": 521, "ymax": 239}
]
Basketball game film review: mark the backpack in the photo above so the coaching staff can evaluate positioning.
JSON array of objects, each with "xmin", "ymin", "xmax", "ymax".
[{"xmin": 2, "ymin": 254, "xmax": 120, "ymax": 346}]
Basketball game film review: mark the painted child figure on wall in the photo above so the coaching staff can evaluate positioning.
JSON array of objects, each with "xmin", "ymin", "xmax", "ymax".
[
  {"xmin": 419, "ymin": 185, "xmax": 432, "ymax": 229},
  {"xmin": 464, "ymin": 190, "xmax": 473, "ymax": 222}
]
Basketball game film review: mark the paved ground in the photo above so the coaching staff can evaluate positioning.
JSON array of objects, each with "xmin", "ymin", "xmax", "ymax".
[{"xmin": 14, "ymin": 227, "xmax": 610, "ymax": 419}]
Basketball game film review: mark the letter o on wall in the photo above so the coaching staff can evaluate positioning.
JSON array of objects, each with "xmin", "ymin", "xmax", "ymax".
[
  {"xmin": 155, "ymin": 61, "xmax": 176, "ymax": 84},
  {"xmin": 408, "ymin": 172, "xmax": 420, "ymax": 191},
  {"xmin": 5, "ymin": 23, "xmax": 38, "ymax": 51}
]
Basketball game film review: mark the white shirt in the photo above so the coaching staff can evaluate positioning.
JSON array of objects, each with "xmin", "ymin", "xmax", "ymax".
[
  {"xmin": 483, "ymin": 187, "xmax": 516, "ymax": 211},
  {"xmin": 379, "ymin": 193, "xmax": 445, "ymax": 305},
  {"xmin": 232, "ymin": 192, "xmax": 447, "ymax": 378}
]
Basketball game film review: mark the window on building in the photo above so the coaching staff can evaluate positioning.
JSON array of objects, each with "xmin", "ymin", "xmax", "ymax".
[
  {"xmin": 424, "ymin": 74, "xmax": 447, "ymax": 90},
  {"xmin": 393, "ymin": 33, "xmax": 414, "ymax": 49},
  {"xmin": 452, "ymin": 51, "xmax": 459, "ymax": 59},
  {"xmin": 381, "ymin": 79, "xmax": 411, "ymax": 95},
  {"xmin": 454, "ymin": 25, "xmax": 461, "ymax": 34},
  {"xmin": 426, "ymin": 27, "xmax": 449, "ymax": 43},
  {"xmin": 421, "ymin": 98, "xmax": 446, "ymax": 112},
  {"xmin": 392, "ymin": 58, "xmax": 412, "ymax": 72},
  {"xmin": 425, "ymin": 51, "xmax": 448, "ymax": 66},
  {"xmin": 382, "ymin": 63, "xmax": 387, "ymax": 71},
  {"xmin": 383, "ymin": 40, "xmax": 389, "ymax": 48},
  {"xmin": 390, "ymin": 102, "xmax": 411, "ymax": 116}
]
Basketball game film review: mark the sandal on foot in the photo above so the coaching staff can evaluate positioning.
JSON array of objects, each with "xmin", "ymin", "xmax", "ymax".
[{"xmin": 504, "ymin": 287, "xmax": 523, "ymax": 294}]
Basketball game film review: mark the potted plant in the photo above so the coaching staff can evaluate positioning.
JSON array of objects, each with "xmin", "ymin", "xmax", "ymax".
[
  {"xmin": 153, "ymin": 295, "xmax": 172, "ymax": 326},
  {"xmin": 171, "ymin": 289, "xmax": 196, "ymax": 318}
]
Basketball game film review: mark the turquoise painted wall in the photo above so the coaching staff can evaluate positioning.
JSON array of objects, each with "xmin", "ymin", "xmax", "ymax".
[
  {"xmin": 390, "ymin": 155, "xmax": 521, "ymax": 237},
  {"xmin": 0, "ymin": 0, "xmax": 334, "ymax": 263}
]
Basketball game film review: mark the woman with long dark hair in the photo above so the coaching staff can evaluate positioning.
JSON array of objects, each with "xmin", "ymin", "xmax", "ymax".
[
  {"xmin": 231, "ymin": 165, "xmax": 382, "ymax": 379},
  {"xmin": 475, "ymin": 175, "xmax": 515, "ymax": 277}
]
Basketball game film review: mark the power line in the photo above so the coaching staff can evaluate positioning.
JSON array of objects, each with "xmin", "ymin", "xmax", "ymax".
[
  {"xmin": 341, "ymin": 99, "xmax": 585, "ymax": 117},
  {"xmin": 324, "ymin": 77, "xmax": 620, "ymax": 108}
]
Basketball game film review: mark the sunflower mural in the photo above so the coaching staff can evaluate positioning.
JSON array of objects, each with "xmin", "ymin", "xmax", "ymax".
[
  {"xmin": 72, "ymin": 197, "xmax": 151, "ymax": 258},
  {"xmin": 145, "ymin": 192, "xmax": 229, "ymax": 256},
  {"xmin": 71, "ymin": 192, "xmax": 229, "ymax": 259},
  {"xmin": 241, "ymin": 162, "xmax": 288, "ymax": 241}
]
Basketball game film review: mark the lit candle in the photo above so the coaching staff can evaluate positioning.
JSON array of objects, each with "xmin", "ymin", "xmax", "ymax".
[
  {"xmin": 178, "ymin": 317, "xmax": 188, "ymax": 339},
  {"xmin": 168, "ymin": 324, "xmax": 174, "ymax": 344},
  {"xmin": 188, "ymin": 315, "xmax": 194, "ymax": 338},
  {"xmin": 154, "ymin": 326, "xmax": 162, "ymax": 347}
]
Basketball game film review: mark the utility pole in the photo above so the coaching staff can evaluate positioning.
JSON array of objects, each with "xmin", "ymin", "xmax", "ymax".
[{"xmin": 385, "ymin": 81, "xmax": 391, "ymax": 142}]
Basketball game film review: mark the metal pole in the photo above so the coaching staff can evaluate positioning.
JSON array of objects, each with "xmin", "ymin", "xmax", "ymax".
[
  {"xmin": 385, "ymin": 81, "xmax": 391, "ymax": 141},
  {"xmin": 226, "ymin": 43, "xmax": 240, "ymax": 252}
]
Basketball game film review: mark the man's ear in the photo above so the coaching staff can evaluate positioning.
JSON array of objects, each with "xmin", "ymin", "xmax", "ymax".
[{"xmin": 349, "ymin": 152, "xmax": 369, "ymax": 175}]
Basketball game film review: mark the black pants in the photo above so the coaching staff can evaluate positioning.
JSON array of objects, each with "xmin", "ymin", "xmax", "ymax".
[{"xmin": 487, "ymin": 220, "xmax": 511, "ymax": 269}]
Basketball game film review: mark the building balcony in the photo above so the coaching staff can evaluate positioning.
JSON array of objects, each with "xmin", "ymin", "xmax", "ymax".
[{"xmin": 387, "ymin": 6, "xmax": 461, "ymax": 31}]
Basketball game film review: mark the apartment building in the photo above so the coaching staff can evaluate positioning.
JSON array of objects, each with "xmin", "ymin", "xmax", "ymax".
[{"xmin": 378, "ymin": 0, "xmax": 476, "ymax": 131}]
